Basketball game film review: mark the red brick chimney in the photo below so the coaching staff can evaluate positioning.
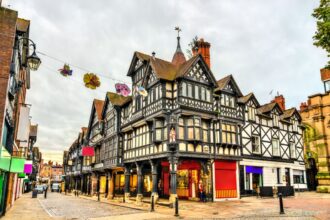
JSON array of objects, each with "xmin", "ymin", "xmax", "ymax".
[
  {"xmin": 272, "ymin": 95, "xmax": 285, "ymax": 111},
  {"xmin": 300, "ymin": 102, "xmax": 308, "ymax": 112},
  {"xmin": 192, "ymin": 38, "xmax": 211, "ymax": 69}
]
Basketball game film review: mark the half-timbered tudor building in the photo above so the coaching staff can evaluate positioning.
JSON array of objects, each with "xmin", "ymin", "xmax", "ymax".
[
  {"xmin": 64, "ymin": 35, "xmax": 307, "ymax": 203},
  {"xmin": 99, "ymin": 92, "xmax": 131, "ymax": 199},
  {"xmin": 86, "ymin": 99, "xmax": 104, "ymax": 196},
  {"xmin": 239, "ymin": 94, "xmax": 306, "ymax": 196}
]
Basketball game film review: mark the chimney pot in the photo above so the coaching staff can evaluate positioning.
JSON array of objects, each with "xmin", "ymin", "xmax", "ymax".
[
  {"xmin": 272, "ymin": 94, "xmax": 286, "ymax": 111},
  {"xmin": 194, "ymin": 38, "xmax": 211, "ymax": 69}
]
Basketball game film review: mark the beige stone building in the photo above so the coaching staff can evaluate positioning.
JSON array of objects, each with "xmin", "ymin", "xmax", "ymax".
[{"xmin": 300, "ymin": 69, "xmax": 330, "ymax": 193}]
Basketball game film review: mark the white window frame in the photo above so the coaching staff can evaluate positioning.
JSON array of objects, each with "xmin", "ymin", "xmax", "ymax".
[
  {"xmin": 272, "ymin": 139, "xmax": 280, "ymax": 156},
  {"xmin": 251, "ymin": 135, "xmax": 261, "ymax": 154}
]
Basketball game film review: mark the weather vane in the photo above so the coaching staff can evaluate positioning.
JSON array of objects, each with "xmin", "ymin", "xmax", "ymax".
[{"xmin": 175, "ymin": 26, "xmax": 181, "ymax": 37}]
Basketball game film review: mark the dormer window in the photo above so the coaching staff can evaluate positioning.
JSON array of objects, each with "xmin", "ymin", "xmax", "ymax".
[
  {"xmin": 292, "ymin": 119, "xmax": 298, "ymax": 132},
  {"xmin": 248, "ymin": 106, "xmax": 256, "ymax": 121},
  {"xmin": 273, "ymin": 114, "xmax": 279, "ymax": 127},
  {"xmin": 221, "ymin": 94, "xmax": 235, "ymax": 108}
]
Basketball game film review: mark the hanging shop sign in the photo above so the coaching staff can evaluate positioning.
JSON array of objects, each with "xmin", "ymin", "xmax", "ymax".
[
  {"xmin": 16, "ymin": 106, "xmax": 30, "ymax": 142},
  {"xmin": 24, "ymin": 160, "xmax": 33, "ymax": 174},
  {"xmin": 82, "ymin": 146, "xmax": 94, "ymax": 156},
  {"xmin": 10, "ymin": 157, "xmax": 26, "ymax": 173},
  {"xmin": 245, "ymin": 166, "xmax": 263, "ymax": 174},
  {"xmin": 0, "ymin": 146, "xmax": 11, "ymax": 171}
]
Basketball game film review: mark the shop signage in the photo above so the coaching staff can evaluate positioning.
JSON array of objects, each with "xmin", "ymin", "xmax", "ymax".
[
  {"xmin": 245, "ymin": 166, "xmax": 263, "ymax": 174},
  {"xmin": 24, "ymin": 160, "xmax": 33, "ymax": 174},
  {"xmin": 82, "ymin": 146, "xmax": 94, "ymax": 156},
  {"xmin": 94, "ymin": 163, "xmax": 104, "ymax": 169}
]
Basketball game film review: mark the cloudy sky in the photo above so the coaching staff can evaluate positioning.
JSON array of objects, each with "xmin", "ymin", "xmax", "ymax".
[{"xmin": 4, "ymin": 0, "xmax": 326, "ymax": 163}]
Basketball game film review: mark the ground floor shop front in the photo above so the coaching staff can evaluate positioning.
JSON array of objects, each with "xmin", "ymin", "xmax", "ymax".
[
  {"xmin": 239, "ymin": 159, "xmax": 307, "ymax": 197},
  {"xmin": 122, "ymin": 158, "xmax": 240, "ymax": 203}
]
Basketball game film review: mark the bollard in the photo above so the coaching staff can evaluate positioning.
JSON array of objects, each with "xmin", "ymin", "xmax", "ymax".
[
  {"xmin": 151, "ymin": 195, "xmax": 155, "ymax": 212},
  {"xmin": 174, "ymin": 197, "xmax": 179, "ymax": 217},
  {"xmin": 278, "ymin": 193, "xmax": 285, "ymax": 214},
  {"xmin": 65, "ymin": 189, "xmax": 67, "ymax": 195},
  {"xmin": 98, "ymin": 192, "xmax": 100, "ymax": 201}
]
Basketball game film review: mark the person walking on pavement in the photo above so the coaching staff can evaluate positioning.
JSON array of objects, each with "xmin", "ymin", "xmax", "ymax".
[
  {"xmin": 198, "ymin": 180, "xmax": 204, "ymax": 202},
  {"xmin": 44, "ymin": 185, "xmax": 48, "ymax": 199}
]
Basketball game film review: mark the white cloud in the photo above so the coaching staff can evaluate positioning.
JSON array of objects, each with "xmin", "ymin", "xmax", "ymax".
[{"xmin": 7, "ymin": 0, "xmax": 327, "ymax": 159}]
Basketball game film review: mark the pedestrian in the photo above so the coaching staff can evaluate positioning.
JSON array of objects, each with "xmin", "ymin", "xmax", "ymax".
[
  {"xmin": 198, "ymin": 180, "xmax": 204, "ymax": 202},
  {"xmin": 44, "ymin": 185, "xmax": 48, "ymax": 199}
]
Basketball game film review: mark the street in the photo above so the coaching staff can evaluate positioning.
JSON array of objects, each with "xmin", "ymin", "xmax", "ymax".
[{"xmin": 2, "ymin": 191, "xmax": 330, "ymax": 220}]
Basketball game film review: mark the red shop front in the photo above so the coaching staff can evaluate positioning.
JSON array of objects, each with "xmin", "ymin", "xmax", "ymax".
[
  {"xmin": 161, "ymin": 160, "xmax": 201, "ymax": 199},
  {"xmin": 214, "ymin": 160, "xmax": 238, "ymax": 199}
]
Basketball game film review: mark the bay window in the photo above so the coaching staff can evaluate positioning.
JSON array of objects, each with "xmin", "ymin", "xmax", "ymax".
[
  {"xmin": 178, "ymin": 118, "xmax": 185, "ymax": 140},
  {"xmin": 221, "ymin": 94, "xmax": 235, "ymax": 108},
  {"xmin": 182, "ymin": 82, "xmax": 187, "ymax": 96},
  {"xmin": 154, "ymin": 119, "xmax": 167, "ymax": 142},
  {"xmin": 194, "ymin": 85, "xmax": 199, "ymax": 99},
  {"xmin": 188, "ymin": 84, "xmax": 193, "ymax": 98},
  {"xmin": 202, "ymin": 120, "xmax": 209, "ymax": 142},
  {"xmin": 221, "ymin": 123, "xmax": 237, "ymax": 144}
]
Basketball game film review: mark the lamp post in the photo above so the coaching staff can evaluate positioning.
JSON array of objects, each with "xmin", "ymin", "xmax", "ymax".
[{"xmin": 18, "ymin": 37, "xmax": 41, "ymax": 71}]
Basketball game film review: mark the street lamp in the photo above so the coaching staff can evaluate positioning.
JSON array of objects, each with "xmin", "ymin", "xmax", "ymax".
[{"xmin": 19, "ymin": 38, "xmax": 41, "ymax": 71}]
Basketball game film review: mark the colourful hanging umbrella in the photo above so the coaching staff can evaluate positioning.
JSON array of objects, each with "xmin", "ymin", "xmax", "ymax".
[
  {"xmin": 83, "ymin": 73, "xmax": 101, "ymax": 89},
  {"xmin": 115, "ymin": 83, "xmax": 131, "ymax": 97},
  {"xmin": 58, "ymin": 64, "xmax": 73, "ymax": 77}
]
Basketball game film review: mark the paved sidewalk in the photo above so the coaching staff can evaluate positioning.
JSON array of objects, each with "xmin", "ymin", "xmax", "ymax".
[{"xmin": 2, "ymin": 193, "xmax": 56, "ymax": 220}]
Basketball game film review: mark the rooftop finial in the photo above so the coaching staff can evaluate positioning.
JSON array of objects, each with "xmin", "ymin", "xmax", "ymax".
[
  {"xmin": 175, "ymin": 26, "xmax": 181, "ymax": 37},
  {"xmin": 172, "ymin": 26, "xmax": 186, "ymax": 65}
]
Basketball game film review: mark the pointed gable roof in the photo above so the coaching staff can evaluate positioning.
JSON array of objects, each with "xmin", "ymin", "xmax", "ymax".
[
  {"xmin": 257, "ymin": 102, "xmax": 283, "ymax": 116},
  {"xmin": 280, "ymin": 108, "xmax": 301, "ymax": 121},
  {"xmin": 93, "ymin": 99, "xmax": 104, "ymax": 121},
  {"xmin": 128, "ymin": 52, "xmax": 217, "ymax": 85},
  {"xmin": 106, "ymin": 92, "xmax": 132, "ymax": 106},
  {"xmin": 238, "ymin": 92, "xmax": 260, "ymax": 106},
  {"xmin": 215, "ymin": 74, "xmax": 243, "ymax": 96}
]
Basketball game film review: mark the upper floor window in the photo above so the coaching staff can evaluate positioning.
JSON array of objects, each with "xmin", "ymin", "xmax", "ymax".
[
  {"xmin": 292, "ymin": 119, "xmax": 298, "ymax": 132},
  {"xmin": 154, "ymin": 119, "xmax": 167, "ymax": 141},
  {"xmin": 251, "ymin": 136, "xmax": 261, "ymax": 154},
  {"xmin": 181, "ymin": 82, "xmax": 211, "ymax": 102},
  {"xmin": 221, "ymin": 123, "xmax": 237, "ymax": 144},
  {"xmin": 221, "ymin": 94, "xmax": 235, "ymax": 108},
  {"xmin": 248, "ymin": 106, "xmax": 256, "ymax": 121},
  {"xmin": 202, "ymin": 121, "xmax": 209, "ymax": 142},
  {"xmin": 272, "ymin": 139, "xmax": 280, "ymax": 156},
  {"xmin": 148, "ymin": 85, "xmax": 162, "ymax": 104},
  {"xmin": 135, "ymin": 96, "xmax": 142, "ymax": 111},
  {"xmin": 290, "ymin": 141, "xmax": 296, "ymax": 158}
]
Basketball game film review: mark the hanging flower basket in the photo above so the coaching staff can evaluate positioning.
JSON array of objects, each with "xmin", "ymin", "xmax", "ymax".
[
  {"xmin": 83, "ymin": 73, "xmax": 101, "ymax": 89},
  {"xmin": 115, "ymin": 83, "xmax": 131, "ymax": 96},
  {"xmin": 58, "ymin": 64, "xmax": 73, "ymax": 77}
]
